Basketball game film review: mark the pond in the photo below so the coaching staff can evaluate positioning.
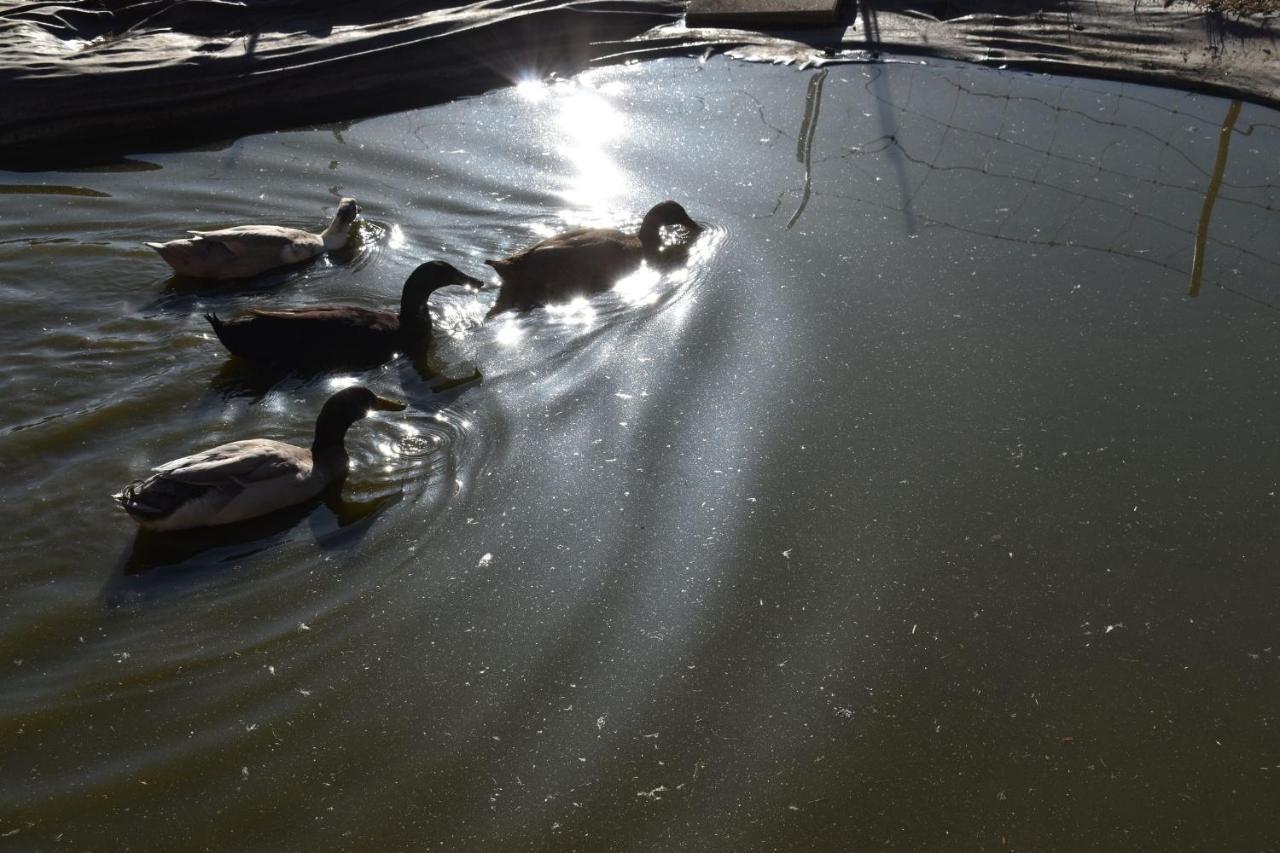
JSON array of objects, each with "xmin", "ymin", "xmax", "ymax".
[{"xmin": 1, "ymin": 56, "xmax": 1278, "ymax": 849}]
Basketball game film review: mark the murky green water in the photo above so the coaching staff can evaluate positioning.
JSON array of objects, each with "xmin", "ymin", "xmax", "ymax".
[{"xmin": 2, "ymin": 57, "xmax": 1279, "ymax": 850}]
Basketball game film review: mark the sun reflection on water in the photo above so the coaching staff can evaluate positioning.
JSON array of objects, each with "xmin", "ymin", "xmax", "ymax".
[
  {"xmin": 516, "ymin": 76, "xmax": 633, "ymax": 228},
  {"xmin": 325, "ymin": 376, "xmax": 361, "ymax": 392},
  {"xmin": 515, "ymin": 77, "xmax": 549, "ymax": 103},
  {"xmin": 614, "ymin": 264, "xmax": 663, "ymax": 306},
  {"xmin": 543, "ymin": 296, "xmax": 598, "ymax": 328},
  {"xmin": 387, "ymin": 223, "xmax": 406, "ymax": 250},
  {"xmin": 432, "ymin": 295, "xmax": 487, "ymax": 338},
  {"xmin": 492, "ymin": 317, "xmax": 527, "ymax": 349},
  {"xmin": 490, "ymin": 72, "xmax": 717, "ymax": 332}
]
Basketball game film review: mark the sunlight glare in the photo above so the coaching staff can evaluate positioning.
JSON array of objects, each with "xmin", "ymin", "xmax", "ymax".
[
  {"xmin": 493, "ymin": 318, "xmax": 526, "ymax": 348},
  {"xmin": 326, "ymin": 375, "xmax": 360, "ymax": 392},
  {"xmin": 545, "ymin": 297, "xmax": 598, "ymax": 328},
  {"xmin": 516, "ymin": 77, "xmax": 549, "ymax": 102},
  {"xmin": 614, "ymin": 264, "xmax": 663, "ymax": 306},
  {"xmin": 387, "ymin": 223, "xmax": 406, "ymax": 250},
  {"xmin": 554, "ymin": 87, "xmax": 631, "ymax": 222}
]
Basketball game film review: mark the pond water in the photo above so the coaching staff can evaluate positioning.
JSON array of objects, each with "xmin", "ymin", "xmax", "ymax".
[{"xmin": 1, "ymin": 56, "xmax": 1278, "ymax": 850}]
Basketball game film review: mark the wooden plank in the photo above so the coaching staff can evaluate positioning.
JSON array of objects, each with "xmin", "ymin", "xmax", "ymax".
[{"xmin": 686, "ymin": 0, "xmax": 844, "ymax": 27}]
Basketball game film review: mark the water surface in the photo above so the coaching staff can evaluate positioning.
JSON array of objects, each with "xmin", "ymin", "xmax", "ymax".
[{"xmin": 1, "ymin": 57, "xmax": 1278, "ymax": 850}]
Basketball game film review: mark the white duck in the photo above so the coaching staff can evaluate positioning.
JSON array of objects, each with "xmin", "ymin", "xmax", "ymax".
[
  {"xmin": 113, "ymin": 386, "xmax": 404, "ymax": 531},
  {"xmin": 145, "ymin": 197, "xmax": 361, "ymax": 279}
]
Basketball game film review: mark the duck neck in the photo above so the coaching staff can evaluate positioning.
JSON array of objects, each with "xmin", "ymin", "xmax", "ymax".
[
  {"xmin": 638, "ymin": 218, "xmax": 665, "ymax": 260},
  {"xmin": 398, "ymin": 281, "xmax": 450, "ymax": 346},
  {"xmin": 321, "ymin": 216, "xmax": 352, "ymax": 251},
  {"xmin": 311, "ymin": 409, "xmax": 358, "ymax": 457},
  {"xmin": 398, "ymin": 311, "xmax": 431, "ymax": 347}
]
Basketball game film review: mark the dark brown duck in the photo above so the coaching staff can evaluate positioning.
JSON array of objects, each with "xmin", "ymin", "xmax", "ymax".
[
  {"xmin": 206, "ymin": 261, "xmax": 480, "ymax": 367},
  {"xmin": 485, "ymin": 200, "xmax": 702, "ymax": 316}
]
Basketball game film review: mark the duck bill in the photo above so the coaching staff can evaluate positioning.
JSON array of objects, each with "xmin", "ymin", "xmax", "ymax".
[{"xmin": 371, "ymin": 395, "xmax": 407, "ymax": 412}]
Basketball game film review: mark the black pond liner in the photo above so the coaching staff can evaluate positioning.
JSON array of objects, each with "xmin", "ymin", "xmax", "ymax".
[{"xmin": 0, "ymin": 0, "xmax": 1277, "ymax": 168}]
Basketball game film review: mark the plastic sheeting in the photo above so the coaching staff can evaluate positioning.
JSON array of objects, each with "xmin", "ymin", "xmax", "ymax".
[
  {"xmin": 1, "ymin": 0, "xmax": 1276, "ymax": 167},
  {"xmin": 0, "ymin": 0, "xmax": 684, "ymax": 166},
  {"xmin": 623, "ymin": 1, "xmax": 1279, "ymax": 104}
]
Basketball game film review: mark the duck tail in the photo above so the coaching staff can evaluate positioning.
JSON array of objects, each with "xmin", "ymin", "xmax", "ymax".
[
  {"xmin": 112, "ymin": 481, "xmax": 156, "ymax": 518},
  {"xmin": 205, "ymin": 312, "xmax": 239, "ymax": 352},
  {"xmin": 114, "ymin": 476, "xmax": 201, "ymax": 523},
  {"xmin": 146, "ymin": 240, "xmax": 186, "ymax": 271}
]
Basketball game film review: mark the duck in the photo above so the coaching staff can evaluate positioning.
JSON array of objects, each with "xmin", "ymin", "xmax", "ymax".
[
  {"xmin": 145, "ymin": 197, "xmax": 361, "ymax": 279},
  {"xmin": 205, "ymin": 261, "xmax": 481, "ymax": 368},
  {"xmin": 113, "ymin": 386, "xmax": 405, "ymax": 531},
  {"xmin": 485, "ymin": 200, "xmax": 702, "ymax": 316}
]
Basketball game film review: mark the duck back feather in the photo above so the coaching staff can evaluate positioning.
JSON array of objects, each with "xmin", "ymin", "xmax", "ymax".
[{"xmin": 207, "ymin": 307, "xmax": 399, "ymax": 367}]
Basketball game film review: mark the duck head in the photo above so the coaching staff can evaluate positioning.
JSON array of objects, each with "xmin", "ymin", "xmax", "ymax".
[
  {"xmin": 400, "ymin": 261, "xmax": 483, "ymax": 320},
  {"xmin": 638, "ymin": 200, "xmax": 702, "ymax": 256},
  {"xmin": 322, "ymin": 197, "xmax": 362, "ymax": 248},
  {"xmin": 312, "ymin": 385, "xmax": 405, "ymax": 452},
  {"xmin": 334, "ymin": 197, "xmax": 361, "ymax": 227}
]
